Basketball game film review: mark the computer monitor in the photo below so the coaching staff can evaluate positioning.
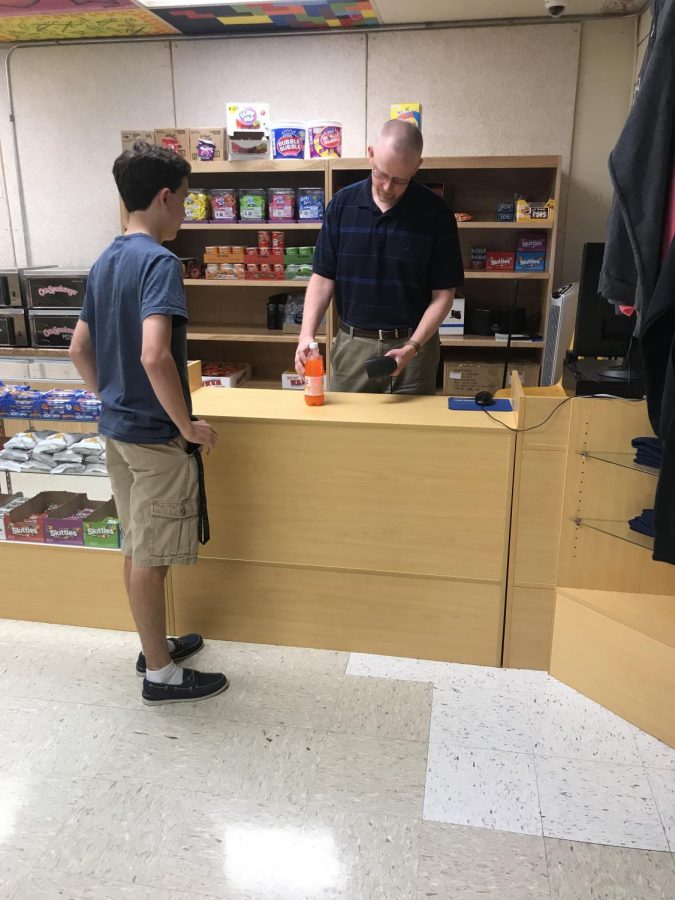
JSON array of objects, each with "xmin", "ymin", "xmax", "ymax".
[{"xmin": 573, "ymin": 242, "xmax": 636, "ymax": 359}]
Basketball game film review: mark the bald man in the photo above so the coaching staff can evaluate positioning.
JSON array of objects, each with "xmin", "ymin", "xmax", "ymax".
[{"xmin": 295, "ymin": 119, "xmax": 464, "ymax": 394}]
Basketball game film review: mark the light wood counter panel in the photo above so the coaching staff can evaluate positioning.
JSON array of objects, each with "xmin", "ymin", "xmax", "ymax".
[
  {"xmin": 0, "ymin": 543, "xmax": 135, "ymax": 631},
  {"xmin": 503, "ymin": 379, "xmax": 571, "ymax": 670},
  {"xmin": 171, "ymin": 559, "xmax": 504, "ymax": 665},
  {"xmin": 550, "ymin": 589, "xmax": 675, "ymax": 748},
  {"xmin": 182, "ymin": 389, "xmax": 516, "ymax": 664},
  {"xmin": 200, "ymin": 419, "xmax": 513, "ymax": 583},
  {"xmin": 191, "ymin": 387, "xmax": 517, "ymax": 433}
]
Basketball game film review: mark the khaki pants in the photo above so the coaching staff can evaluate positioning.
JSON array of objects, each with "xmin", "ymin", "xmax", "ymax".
[
  {"xmin": 329, "ymin": 328, "xmax": 440, "ymax": 394},
  {"xmin": 106, "ymin": 436, "xmax": 199, "ymax": 568}
]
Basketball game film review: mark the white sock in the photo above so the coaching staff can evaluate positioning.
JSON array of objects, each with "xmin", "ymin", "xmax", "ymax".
[
  {"xmin": 146, "ymin": 661, "xmax": 183, "ymax": 685},
  {"xmin": 166, "ymin": 638, "xmax": 176, "ymax": 653}
]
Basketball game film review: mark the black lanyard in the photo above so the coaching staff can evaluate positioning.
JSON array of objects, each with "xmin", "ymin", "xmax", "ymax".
[{"xmin": 185, "ymin": 442, "xmax": 210, "ymax": 545}]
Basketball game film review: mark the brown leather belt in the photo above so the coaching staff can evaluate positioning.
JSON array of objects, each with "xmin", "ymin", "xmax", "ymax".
[{"xmin": 339, "ymin": 321, "xmax": 414, "ymax": 340}]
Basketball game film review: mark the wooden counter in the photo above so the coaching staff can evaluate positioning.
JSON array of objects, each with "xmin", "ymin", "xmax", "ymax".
[{"xmin": 169, "ymin": 389, "xmax": 517, "ymax": 665}]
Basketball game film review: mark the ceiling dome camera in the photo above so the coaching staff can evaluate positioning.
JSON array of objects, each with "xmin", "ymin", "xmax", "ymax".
[{"xmin": 545, "ymin": 0, "xmax": 566, "ymax": 16}]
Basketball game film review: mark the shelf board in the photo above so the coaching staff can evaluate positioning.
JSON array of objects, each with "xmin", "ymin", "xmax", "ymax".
[
  {"xmin": 329, "ymin": 155, "xmax": 561, "ymax": 171},
  {"xmin": 575, "ymin": 518, "xmax": 654, "ymax": 552},
  {"xmin": 181, "ymin": 222, "xmax": 321, "ymax": 231},
  {"xmin": 581, "ymin": 451, "xmax": 659, "ymax": 477},
  {"xmin": 0, "ymin": 540, "xmax": 119, "ymax": 553},
  {"xmin": 464, "ymin": 271, "xmax": 549, "ymax": 280},
  {"xmin": 0, "ymin": 347, "xmax": 71, "ymax": 358},
  {"xmin": 440, "ymin": 335, "xmax": 544, "ymax": 349},
  {"xmin": 458, "ymin": 220, "xmax": 553, "ymax": 230},
  {"xmin": 187, "ymin": 326, "xmax": 324, "ymax": 343},
  {"xmin": 190, "ymin": 159, "xmax": 327, "ymax": 174},
  {"xmin": 184, "ymin": 279, "xmax": 308, "ymax": 289}
]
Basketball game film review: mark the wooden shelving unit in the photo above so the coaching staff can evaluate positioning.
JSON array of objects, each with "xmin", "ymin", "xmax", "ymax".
[
  {"xmin": 183, "ymin": 279, "xmax": 309, "ymax": 289},
  {"xmin": 181, "ymin": 223, "xmax": 321, "ymax": 232},
  {"xmin": 164, "ymin": 155, "xmax": 562, "ymax": 390},
  {"xmin": 168, "ymin": 159, "xmax": 330, "ymax": 389}
]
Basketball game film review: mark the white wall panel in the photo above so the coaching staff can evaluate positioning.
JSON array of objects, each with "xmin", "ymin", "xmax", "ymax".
[
  {"xmin": 172, "ymin": 34, "xmax": 366, "ymax": 159},
  {"xmin": 8, "ymin": 41, "xmax": 174, "ymax": 267},
  {"xmin": 366, "ymin": 25, "xmax": 580, "ymax": 161}
]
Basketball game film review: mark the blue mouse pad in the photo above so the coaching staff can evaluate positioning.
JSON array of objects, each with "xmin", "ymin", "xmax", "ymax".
[{"xmin": 448, "ymin": 398, "xmax": 513, "ymax": 412}]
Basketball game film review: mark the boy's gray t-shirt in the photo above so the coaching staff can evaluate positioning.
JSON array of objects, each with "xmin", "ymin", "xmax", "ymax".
[{"xmin": 81, "ymin": 233, "xmax": 191, "ymax": 444}]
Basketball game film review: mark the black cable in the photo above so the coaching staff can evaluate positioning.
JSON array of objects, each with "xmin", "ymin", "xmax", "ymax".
[{"xmin": 481, "ymin": 392, "xmax": 644, "ymax": 434}]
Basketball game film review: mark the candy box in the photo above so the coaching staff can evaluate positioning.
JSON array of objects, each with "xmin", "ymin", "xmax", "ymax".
[
  {"xmin": 153, "ymin": 129, "xmax": 189, "ymax": 159},
  {"xmin": 239, "ymin": 189, "xmax": 266, "ymax": 222},
  {"xmin": 486, "ymin": 251, "xmax": 515, "ymax": 271},
  {"xmin": 202, "ymin": 362, "xmax": 251, "ymax": 388},
  {"xmin": 210, "ymin": 189, "xmax": 238, "ymax": 222},
  {"xmin": 226, "ymin": 103, "xmax": 270, "ymax": 160},
  {"xmin": 4, "ymin": 491, "xmax": 78, "ymax": 543},
  {"xmin": 515, "ymin": 251, "xmax": 546, "ymax": 272},
  {"xmin": 390, "ymin": 103, "xmax": 422, "ymax": 129},
  {"xmin": 497, "ymin": 201, "xmax": 515, "ymax": 222},
  {"xmin": 271, "ymin": 232, "xmax": 285, "ymax": 249},
  {"xmin": 0, "ymin": 492, "xmax": 24, "ymax": 541},
  {"xmin": 268, "ymin": 188, "xmax": 296, "ymax": 223},
  {"xmin": 44, "ymin": 492, "xmax": 98, "ymax": 546},
  {"xmin": 516, "ymin": 232, "xmax": 547, "ymax": 252},
  {"xmin": 82, "ymin": 499, "xmax": 121, "ymax": 549},
  {"xmin": 189, "ymin": 128, "xmax": 225, "ymax": 163}
]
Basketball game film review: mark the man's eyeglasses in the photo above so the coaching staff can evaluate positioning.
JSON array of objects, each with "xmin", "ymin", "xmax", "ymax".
[{"xmin": 371, "ymin": 163, "xmax": 413, "ymax": 188}]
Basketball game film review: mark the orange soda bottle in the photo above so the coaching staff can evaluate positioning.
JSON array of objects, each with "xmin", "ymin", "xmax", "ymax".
[{"xmin": 304, "ymin": 341, "xmax": 325, "ymax": 406}]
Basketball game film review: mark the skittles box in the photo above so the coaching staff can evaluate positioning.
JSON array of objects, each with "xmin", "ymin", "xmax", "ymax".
[{"xmin": 82, "ymin": 499, "xmax": 121, "ymax": 550}]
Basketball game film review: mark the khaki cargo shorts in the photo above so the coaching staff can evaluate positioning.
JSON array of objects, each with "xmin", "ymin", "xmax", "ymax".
[{"xmin": 106, "ymin": 436, "xmax": 199, "ymax": 568}]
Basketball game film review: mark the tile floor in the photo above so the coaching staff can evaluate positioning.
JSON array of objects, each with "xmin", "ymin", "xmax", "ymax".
[{"xmin": 0, "ymin": 620, "xmax": 674, "ymax": 899}]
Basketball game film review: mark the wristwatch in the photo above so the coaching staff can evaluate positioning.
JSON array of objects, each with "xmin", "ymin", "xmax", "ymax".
[{"xmin": 405, "ymin": 339, "xmax": 421, "ymax": 356}]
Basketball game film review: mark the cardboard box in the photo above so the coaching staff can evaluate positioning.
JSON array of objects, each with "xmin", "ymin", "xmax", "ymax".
[
  {"xmin": 515, "ymin": 251, "xmax": 546, "ymax": 272},
  {"xmin": 0, "ymin": 492, "xmax": 24, "ymax": 541},
  {"xmin": 442, "ymin": 359, "xmax": 540, "ymax": 397},
  {"xmin": 121, "ymin": 130, "xmax": 154, "ymax": 152},
  {"xmin": 226, "ymin": 103, "xmax": 270, "ymax": 160},
  {"xmin": 281, "ymin": 370, "xmax": 306, "ymax": 391},
  {"xmin": 82, "ymin": 499, "xmax": 121, "ymax": 550},
  {"xmin": 439, "ymin": 298, "xmax": 465, "ymax": 336},
  {"xmin": 201, "ymin": 362, "xmax": 251, "ymax": 388},
  {"xmin": 281, "ymin": 370, "xmax": 327, "ymax": 390},
  {"xmin": 189, "ymin": 128, "xmax": 225, "ymax": 163},
  {"xmin": 44, "ymin": 492, "xmax": 95, "ymax": 546},
  {"xmin": 516, "ymin": 232, "xmax": 547, "ymax": 252},
  {"xmin": 4, "ymin": 491, "xmax": 79, "ymax": 543},
  {"xmin": 153, "ymin": 129, "xmax": 189, "ymax": 159},
  {"xmin": 516, "ymin": 198, "xmax": 555, "ymax": 223}
]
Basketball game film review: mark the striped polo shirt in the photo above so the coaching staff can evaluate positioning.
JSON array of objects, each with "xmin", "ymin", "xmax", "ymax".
[{"xmin": 313, "ymin": 176, "xmax": 464, "ymax": 330}]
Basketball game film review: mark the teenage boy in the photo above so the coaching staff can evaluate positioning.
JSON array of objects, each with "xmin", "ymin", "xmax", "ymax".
[{"xmin": 70, "ymin": 142, "xmax": 228, "ymax": 706}]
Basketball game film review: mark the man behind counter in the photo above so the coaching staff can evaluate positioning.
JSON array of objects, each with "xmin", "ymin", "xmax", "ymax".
[{"xmin": 295, "ymin": 119, "xmax": 464, "ymax": 394}]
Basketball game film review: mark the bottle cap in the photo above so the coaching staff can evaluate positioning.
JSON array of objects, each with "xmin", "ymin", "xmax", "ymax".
[{"xmin": 309, "ymin": 341, "xmax": 319, "ymax": 349}]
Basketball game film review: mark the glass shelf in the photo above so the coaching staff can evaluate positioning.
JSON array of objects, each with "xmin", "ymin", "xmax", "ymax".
[
  {"xmin": 580, "ymin": 451, "xmax": 659, "ymax": 476},
  {"xmin": 574, "ymin": 518, "xmax": 654, "ymax": 551}
]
